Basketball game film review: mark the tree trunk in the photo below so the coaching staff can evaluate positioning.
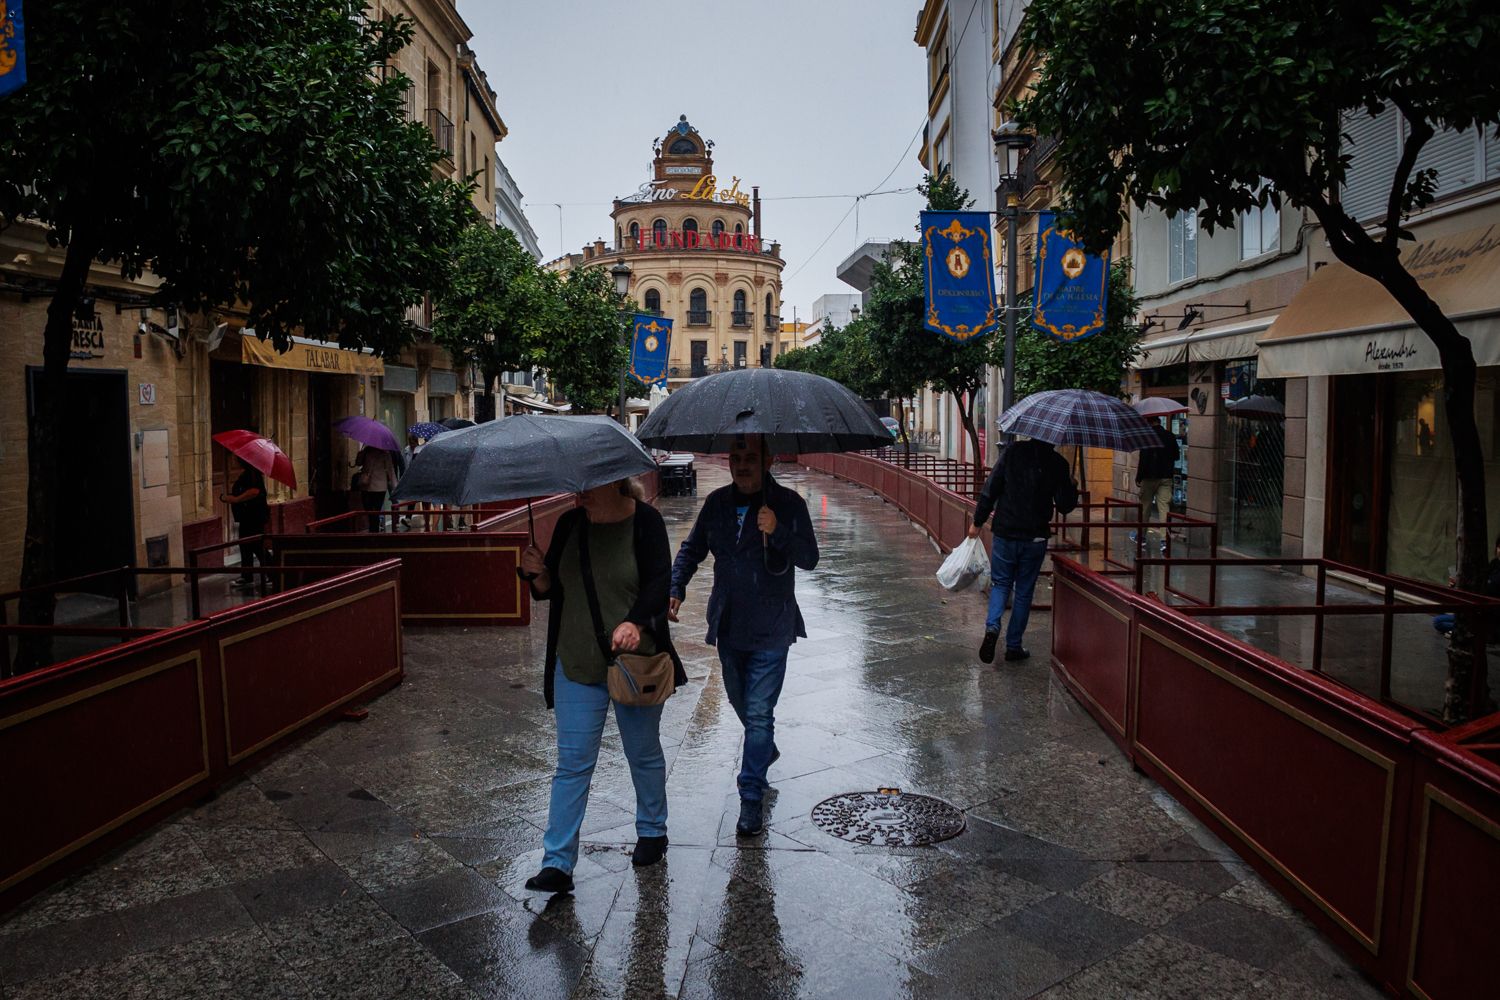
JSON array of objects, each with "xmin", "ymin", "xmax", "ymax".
[
  {"xmin": 953, "ymin": 389, "xmax": 982, "ymax": 483},
  {"xmin": 897, "ymin": 396, "xmax": 913, "ymax": 466},
  {"xmin": 475, "ymin": 367, "xmax": 500, "ymax": 422},
  {"xmin": 17, "ymin": 234, "xmax": 97, "ymax": 671},
  {"xmin": 1346, "ymin": 247, "xmax": 1491, "ymax": 722}
]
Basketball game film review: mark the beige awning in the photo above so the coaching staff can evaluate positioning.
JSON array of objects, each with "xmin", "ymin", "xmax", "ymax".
[
  {"xmin": 1258, "ymin": 224, "xmax": 1500, "ymax": 378},
  {"xmin": 1134, "ymin": 316, "xmax": 1274, "ymax": 370},
  {"xmin": 240, "ymin": 333, "xmax": 384, "ymax": 377}
]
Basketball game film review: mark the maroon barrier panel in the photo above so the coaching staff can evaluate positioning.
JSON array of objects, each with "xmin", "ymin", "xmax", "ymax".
[
  {"xmin": 0, "ymin": 560, "xmax": 403, "ymax": 912},
  {"xmin": 274, "ymin": 531, "xmax": 528, "ymax": 627},
  {"xmin": 1048, "ymin": 555, "xmax": 1500, "ymax": 1000}
]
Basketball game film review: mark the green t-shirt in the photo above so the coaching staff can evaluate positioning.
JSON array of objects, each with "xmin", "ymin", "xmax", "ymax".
[{"xmin": 557, "ymin": 517, "xmax": 656, "ymax": 685}]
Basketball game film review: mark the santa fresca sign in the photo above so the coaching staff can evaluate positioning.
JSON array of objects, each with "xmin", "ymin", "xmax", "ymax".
[{"xmin": 622, "ymin": 174, "xmax": 752, "ymax": 209}]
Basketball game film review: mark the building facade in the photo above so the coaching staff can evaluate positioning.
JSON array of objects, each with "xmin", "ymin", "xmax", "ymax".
[
  {"xmin": 494, "ymin": 157, "xmax": 543, "ymax": 260},
  {"xmin": 800, "ymin": 293, "xmax": 862, "ymax": 349},
  {"xmin": 562, "ymin": 117, "xmax": 785, "ymax": 386}
]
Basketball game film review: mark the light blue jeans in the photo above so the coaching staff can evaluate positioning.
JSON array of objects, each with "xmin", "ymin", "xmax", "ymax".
[
  {"xmin": 718, "ymin": 645, "xmax": 789, "ymax": 803},
  {"xmin": 985, "ymin": 537, "xmax": 1050, "ymax": 651},
  {"xmin": 542, "ymin": 663, "xmax": 667, "ymax": 874}
]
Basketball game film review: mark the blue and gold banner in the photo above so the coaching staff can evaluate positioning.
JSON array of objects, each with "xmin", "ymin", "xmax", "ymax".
[
  {"xmin": 629, "ymin": 314, "xmax": 671, "ymax": 387},
  {"xmin": 0, "ymin": 0, "xmax": 26, "ymax": 98},
  {"xmin": 1032, "ymin": 211, "xmax": 1110, "ymax": 342},
  {"xmin": 921, "ymin": 211, "xmax": 998, "ymax": 342}
]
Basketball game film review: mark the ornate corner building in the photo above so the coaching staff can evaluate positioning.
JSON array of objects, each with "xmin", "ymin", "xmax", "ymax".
[{"xmin": 559, "ymin": 116, "xmax": 785, "ymax": 386}]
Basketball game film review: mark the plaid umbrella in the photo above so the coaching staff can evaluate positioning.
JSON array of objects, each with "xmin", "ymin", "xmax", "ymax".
[
  {"xmin": 408, "ymin": 421, "xmax": 448, "ymax": 442},
  {"xmin": 999, "ymin": 389, "xmax": 1162, "ymax": 451}
]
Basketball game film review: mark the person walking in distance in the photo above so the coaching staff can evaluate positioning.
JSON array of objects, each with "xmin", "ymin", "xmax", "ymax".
[
  {"xmin": 221, "ymin": 455, "xmax": 270, "ymax": 592},
  {"xmin": 969, "ymin": 437, "xmax": 1078, "ymax": 664},
  {"xmin": 1135, "ymin": 416, "xmax": 1180, "ymax": 593},
  {"xmin": 353, "ymin": 444, "xmax": 397, "ymax": 532},
  {"xmin": 669, "ymin": 435, "xmax": 819, "ymax": 837}
]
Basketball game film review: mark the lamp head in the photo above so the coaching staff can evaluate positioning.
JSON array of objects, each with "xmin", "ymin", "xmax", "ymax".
[
  {"xmin": 992, "ymin": 120, "xmax": 1036, "ymax": 178},
  {"xmin": 609, "ymin": 259, "xmax": 632, "ymax": 297}
]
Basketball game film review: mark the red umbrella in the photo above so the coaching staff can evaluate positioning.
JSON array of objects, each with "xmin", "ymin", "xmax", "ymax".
[{"xmin": 212, "ymin": 430, "xmax": 297, "ymax": 489}]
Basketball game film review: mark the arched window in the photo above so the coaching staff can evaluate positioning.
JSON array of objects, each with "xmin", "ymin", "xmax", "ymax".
[
  {"xmin": 764, "ymin": 292, "xmax": 774, "ymax": 329},
  {"xmin": 644, "ymin": 288, "xmax": 661, "ymax": 314},
  {"xmin": 732, "ymin": 290, "xmax": 748, "ymax": 327},
  {"xmin": 629, "ymin": 221, "xmax": 640, "ymax": 245},
  {"xmin": 734, "ymin": 222, "xmax": 745, "ymax": 248},
  {"xmin": 682, "ymin": 217, "xmax": 698, "ymax": 248},
  {"xmin": 689, "ymin": 287, "xmax": 708, "ymax": 325},
  {"xmin": 712, "ymin": 219, "xmax": 725, "ymax": 239},
  {"xmin": 652, "ymin": 218, "xmax": 667, "ymax": 246}
]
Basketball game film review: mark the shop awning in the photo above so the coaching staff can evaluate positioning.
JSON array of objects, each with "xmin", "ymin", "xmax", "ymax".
[
  {"xmin": 240, "ymin": 334, "xmax": 384, "ymax": 376},
  {"xmin": 1134, "ymin": 316, "xmax": 1274, "ymax": 370},
  {"xmin": 1258, "ymin": 224, "xmax": 1500, "ymax": 378}
]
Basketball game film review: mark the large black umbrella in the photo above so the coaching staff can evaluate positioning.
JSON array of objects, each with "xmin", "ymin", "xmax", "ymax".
[
  {"xmin": 392, "ymin": 415, "xmax": 657, "ymax": 536},
  {"xmin": 636, "ymin": 368, "xmax": 891, "ymax": 453},
  {"xmin": 439, "ymin": 417, "xmax": 477, "ymax": 430}
]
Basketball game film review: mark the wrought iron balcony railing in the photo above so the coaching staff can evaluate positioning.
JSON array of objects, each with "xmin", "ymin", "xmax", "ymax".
[
  {"xmin": 426, "ymin": 108, "xmax": 454, "ymax": 159},
  {"xmin": 687, "ymin": 310, "xmax": 711, "ymax": 326}
]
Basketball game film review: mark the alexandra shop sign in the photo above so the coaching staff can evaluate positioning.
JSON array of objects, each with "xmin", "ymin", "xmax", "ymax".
[
  {"xmin": 1257, "ymin": 223, "xmax": 1500, "ymax": 378},
  {"xmin": 623, "ymin": 173, "xmax": 752, "ymax": 208}
]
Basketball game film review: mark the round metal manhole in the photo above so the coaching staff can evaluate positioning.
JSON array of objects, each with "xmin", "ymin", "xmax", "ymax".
[{"xmin": 810, "ymin": 789, "xmax": 965, "ymax": 847}]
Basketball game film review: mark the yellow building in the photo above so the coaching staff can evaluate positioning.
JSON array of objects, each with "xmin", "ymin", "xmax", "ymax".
[
  {"xmin": 779, "ymin": 320, "xmax": 810, "ymax": 357},
  {"xmin": 566, "ymin": 117, "xmax": 785, "ymax": 386}
]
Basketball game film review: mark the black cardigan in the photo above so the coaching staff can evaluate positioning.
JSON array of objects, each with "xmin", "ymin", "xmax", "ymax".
[{"xmin": 529, "ymin": 503, "xmax": 686, "ymax": 708}]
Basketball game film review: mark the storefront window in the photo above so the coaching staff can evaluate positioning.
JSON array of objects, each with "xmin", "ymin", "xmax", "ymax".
[
  {"xmin": 1383, "ymin": 370, "xmax": 1500, "ymax": 583},
  {"xmin": 1218, "ymin": 365, "xmax": 1285, "ymax": 557}
]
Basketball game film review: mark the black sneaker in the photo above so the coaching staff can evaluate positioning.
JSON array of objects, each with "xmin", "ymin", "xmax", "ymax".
[
  {"xmin": 1004, "ymin": 647, "xmax": 1031, "ymax": 662},
  {"xmin": 523, "ymin": 866, "xmax": 574, "ymax": 893},
  {"xmin": 979, "ymin": 631, "xmax": 999, "ymax": 664},
  {"xmin": 735, "ymin": 799, "xmax": 764, "ymax": 837},
  {"xmin": 632, "ymin": 835, "xmax": 668, "ymax": 867}
]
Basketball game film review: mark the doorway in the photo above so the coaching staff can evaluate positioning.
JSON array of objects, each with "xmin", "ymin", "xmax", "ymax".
[
  {"xmin": 210, "ymin": 360, "xmax": 258, "ymax": 543},
  {"xmin": 308, "ymin": 373, "xmax": 338, "ymax": 518},
  {"xmin": 26, "ymin": 368, "xmax": 136, "ymax": 593},
  {"xmin": 1327, "ymin": 374, "xmax": 1387, "ymax": 571}
]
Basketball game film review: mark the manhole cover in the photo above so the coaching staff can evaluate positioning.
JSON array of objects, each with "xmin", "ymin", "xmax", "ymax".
[{"xmin": 811, "ymin": 789, "xmax": 965, "ymax": 847}]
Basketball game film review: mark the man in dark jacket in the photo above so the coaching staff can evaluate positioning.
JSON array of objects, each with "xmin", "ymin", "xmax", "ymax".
[
  {"xmin": 967, "ymin": 438, "xmax": 1078, "ymax": 664},
  {"xmin": 1136, "ymin": 418, "xmax": 1179, "ymax": 526},
  {"xmin": 670, "ymin": 435, "xmax": 819, "ymax": 836}
]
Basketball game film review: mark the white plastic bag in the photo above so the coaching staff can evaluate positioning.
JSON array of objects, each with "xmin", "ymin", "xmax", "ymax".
[{"xmin": 936, "ymin": 536, "xmax": 989, "ymax": 592}]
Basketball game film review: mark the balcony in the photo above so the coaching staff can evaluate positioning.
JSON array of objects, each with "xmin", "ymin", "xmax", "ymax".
[
  {"xmin": 731, "ymin": 311, "xmax": 751, "ymax": 329},
  {"xmin": 687, "ymin": 310, "xmax": 711, "ymax": 327},
  {"xmin": 426, "ymin": 108, "xmax": 454, "ymax": 160},
  {"xmin": 677, "ymin": 361, "xmax": 757, "ymax": 379},
  {"xmin": 1014, "ymin": 133, "xmax": 1058, "ymax": 197},
  {"xmin": 763, "ymin": 314, "xmax": 780, "ymax": 332}
]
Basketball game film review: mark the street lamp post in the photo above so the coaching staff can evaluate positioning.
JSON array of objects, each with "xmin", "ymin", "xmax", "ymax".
[
  {"xmin": 992, "ymin": 121, "xmax": 1035, "ymax": 445},
  {"xmin": 610, "ymin": 259, "xmax": 633, "ymax": 427}
]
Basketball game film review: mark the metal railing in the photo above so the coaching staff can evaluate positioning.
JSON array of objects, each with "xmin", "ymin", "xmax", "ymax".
[
  {"xmin": 426, "ymin": 107, "xmax": 454, "ymax": 158},
  {"xmin": 1016, "ymin": 133, "xmax": 1059, "ymax": 196},
  {"xmin": 764, "ymin": 314, "xmax": 780, "ymax": 332},
  {"xmin": 731, "ymin": 311, "xmax": 750, "ymax": 328},
  {"xmin": 687, "ymin": 310, "xmax": 711, "ymax": 326}
]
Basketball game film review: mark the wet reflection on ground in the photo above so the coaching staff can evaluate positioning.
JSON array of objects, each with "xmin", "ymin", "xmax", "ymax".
[{"xmin": 0, "ymin": 466, "xmax": 1381, "ymax": 999}]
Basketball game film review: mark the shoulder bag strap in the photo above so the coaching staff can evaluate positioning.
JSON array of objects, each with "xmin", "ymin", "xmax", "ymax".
[{"xmin": 575, "ymin": 522, "xmax": 615, "ymax": 663}]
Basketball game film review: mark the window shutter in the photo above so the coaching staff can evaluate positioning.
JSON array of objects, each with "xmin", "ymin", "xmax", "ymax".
[
  {"xmin": 1486, "ymin": 126, "xmax": 1500, "ymax": 182},
  {"xmin": 1183, "ymin": 209, "xmax": 1198, "ymax": 280},
  {"xmin": 1411, "ymin": 125, "xmax": 1479, "ymax": 200},
  {"xmin": 1341, "ymin": 107, "xmax": 1400, "ymax": 222},
  {"xmin": 1169, "ymin": 213, "xmax": 1183, "ymax": 284}
]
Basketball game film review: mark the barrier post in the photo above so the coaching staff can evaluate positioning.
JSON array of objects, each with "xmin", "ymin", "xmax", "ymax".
[
  {"xmin": 1379, "ymin": 583, "xmax": 1395, "ymax": 701},
  {"xmin": 116, "ymin": 568, "xmax": 130, "ymax": 628},
  {"xmin": 1312, "ymin": 563, "xmax": 1327, "ymax": 672}
]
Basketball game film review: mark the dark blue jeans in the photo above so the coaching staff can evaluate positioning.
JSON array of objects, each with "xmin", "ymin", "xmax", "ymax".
[
  {"xmin": 985, "ymin": 537, "xmax": 1049, "ymax": 651},
  {"xmin": 717, "ymin": 645, "xmax": 789, "ymax": 803}
]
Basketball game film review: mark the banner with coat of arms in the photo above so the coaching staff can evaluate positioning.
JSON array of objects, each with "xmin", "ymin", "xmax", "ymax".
[
  {"xmin": 0, "ymin": 0, "xmax": 27, "ymax": 98},
  {"xmin": 921, "ymin": 211, "xmax": 998, "ymax": 342},
  {"xmin": 1032, "ymin": 211, "xmax": 1111, "ymax": 343},
  {"xmin": 629, "ymin": 314, "xmax": 672, "ymax": 387}
]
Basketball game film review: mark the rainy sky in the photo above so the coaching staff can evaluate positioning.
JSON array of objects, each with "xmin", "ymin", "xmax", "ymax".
[{"xmin": 459, "ymin": 0, "xmax": 928, "ymax": 319}]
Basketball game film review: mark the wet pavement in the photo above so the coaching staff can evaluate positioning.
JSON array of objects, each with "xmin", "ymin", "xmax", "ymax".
[{"xmin": 0, "ymin": 466, "xmax": 1383, "ymax": 999}]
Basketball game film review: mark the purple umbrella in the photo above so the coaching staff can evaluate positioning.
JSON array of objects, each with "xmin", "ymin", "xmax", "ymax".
[
  {"xmin": 999, "ymin": 389, "xmax": 1162, "ymax": 451},
  {"xmin": 334, "ymin": 415, "xmax": 400, "ymax": 452}
]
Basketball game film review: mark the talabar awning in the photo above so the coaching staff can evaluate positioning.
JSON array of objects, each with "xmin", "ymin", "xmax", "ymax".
[
  {"xmin": 1258, "ymin": 223, "xmax": 1500, "ymax": 378},
  {"xmin": 1134, "ymin": 315, "xmax": 1274, "ymax": 370},
  {"xmin": 240, "ymin": 333, "xmax": 384, "ymax": 377}
]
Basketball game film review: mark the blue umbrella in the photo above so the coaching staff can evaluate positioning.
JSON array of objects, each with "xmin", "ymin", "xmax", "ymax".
[{"xmin": 408, "ymin": 422, "xmax": 447, "ymax": 442}]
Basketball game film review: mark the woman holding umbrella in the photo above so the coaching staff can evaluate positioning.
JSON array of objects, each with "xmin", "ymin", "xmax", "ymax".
[
  {"xmin": 517, "ymin": 476, "xmax": 684, "ymax": 893},
  {"xmin": 221, "ymin": 455, "xmax": 270, "ymax": 591}
]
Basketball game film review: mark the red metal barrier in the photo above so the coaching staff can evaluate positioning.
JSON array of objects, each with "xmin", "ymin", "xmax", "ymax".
[
  {"xmin": 274, "ymin": 531, "xmax": 528, "ymax": 627},
  {"xmin": 1049, "ymin": 555, "xmax": 1500, "ymax": 999},
  {"xmin": 0, "ymin": 560, "xmax": 403, "ymax": 912}
]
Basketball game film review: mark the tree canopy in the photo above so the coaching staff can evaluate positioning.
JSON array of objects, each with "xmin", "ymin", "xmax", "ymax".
[
  {"xmin": 530, "ymin": 266, "xmax": 629, "ymax": 414},
  {"xmin": 1013, "ymin": 261, "xmax": 1143, "ymax": 400},
  {"xmin": 433, "ymin": 223, "xmax": 543, "ymax": 405}
]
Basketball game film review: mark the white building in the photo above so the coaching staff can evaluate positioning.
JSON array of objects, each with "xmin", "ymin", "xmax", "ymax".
[
  {"xmin": 494, "ymin": 157, "xmax": 542, "ymax": 260},
  {"xmin": 800, "ymin": 293, "xmax": 863, "ymax": 348}
]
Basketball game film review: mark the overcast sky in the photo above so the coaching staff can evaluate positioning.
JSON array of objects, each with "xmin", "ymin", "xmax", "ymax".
[{"xmin": 459, "ymin": 0, "xmax": 928, "ymax": 319}]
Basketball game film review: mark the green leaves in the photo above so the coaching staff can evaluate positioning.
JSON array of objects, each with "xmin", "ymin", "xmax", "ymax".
[
  {"xmin": 1013, "ymin": 260, "xmax": 1143, "ymax": 400},
  {"xmin": 0, "ymin": 0, "xmax": 469, "ymax": 356}
]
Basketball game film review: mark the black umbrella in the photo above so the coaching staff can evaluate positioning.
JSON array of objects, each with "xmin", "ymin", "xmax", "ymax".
[
  {"xmin": 635, "ymin": 368, "xmax": 891, "ymax": 454},
  {"xmin": 439, "ymin": 417, "xmax": 476, "ymax": 430},
  {"xmin": 391, "ymin": 415, "xmax": 657, "ymax": 541}
]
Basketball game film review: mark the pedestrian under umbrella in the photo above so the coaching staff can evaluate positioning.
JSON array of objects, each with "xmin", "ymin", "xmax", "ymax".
[
  {"xmin": 998, "ymin": 388, "xmax": 1163, "ymax": 451},
  {"xmin": 408, "ymin": 421, "xmax": 447, "ymax": 443},
  {"xmin": 439, "ymin": 417, "xmax": 477, "ymax": 430},
  {"xmin": 333, "ymin": 415, "xmax": 401, "ymax": 454}
]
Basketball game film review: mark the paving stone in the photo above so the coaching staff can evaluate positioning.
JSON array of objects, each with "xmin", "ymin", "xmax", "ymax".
[{"xmin": 374, "ymin": 866, "xmax": 510, "ymax": 934}]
